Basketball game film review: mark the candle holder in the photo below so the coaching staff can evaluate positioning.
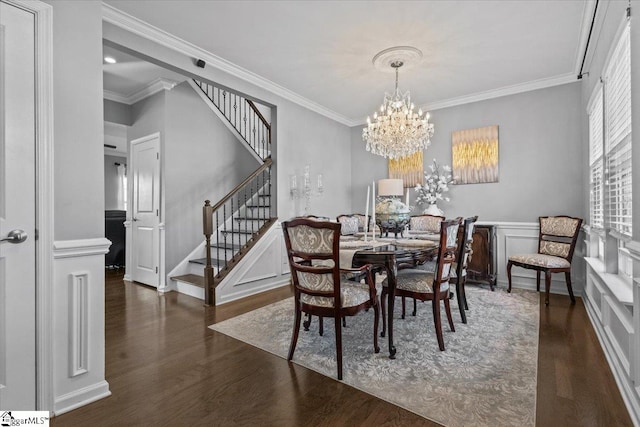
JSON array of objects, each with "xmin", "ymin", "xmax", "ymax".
[{"xmin": 290, "ymin": 165, "xmax": 323, "ymax": 215}]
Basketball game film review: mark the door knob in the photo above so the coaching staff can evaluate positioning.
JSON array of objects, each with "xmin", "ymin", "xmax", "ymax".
[
  {"xmin": 0, "ymin": 229, "xmax": 28, "ymax": 244},
  {"xmin": 133, "ymin": 217, "xmax": 139, "ymax": 222}
]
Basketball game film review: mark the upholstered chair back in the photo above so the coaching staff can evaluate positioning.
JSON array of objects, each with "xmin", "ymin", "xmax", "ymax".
[
  {"xmin": 282, "ymin": 218, "xmax": 342, "ymax": 307},
  {"xmin": 336, "ymin": 215, "xmax": 360, "ymax": 235},
  {"xmin": 435, "ymin": 218, "xmax": 462, "ymax": 287},
  {"xmin": 456, "ymin": 216, "xmax": 478, "ymax": 279},
  {"xmin": 537, "ymin": 216, "xmax": 582, "ymax": 261},
  {"xmin": 410, "ymin": 214, "xmax": 445, "ymax": 233}
]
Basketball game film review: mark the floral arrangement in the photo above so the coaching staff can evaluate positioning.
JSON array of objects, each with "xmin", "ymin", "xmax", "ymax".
[
  {"xmin": 414, "ymin": 159, "xmax": 455, "ymax": 206},
  {"xmin": 375, "ymin": 198, "xmax": 410, "ymax": 215}
]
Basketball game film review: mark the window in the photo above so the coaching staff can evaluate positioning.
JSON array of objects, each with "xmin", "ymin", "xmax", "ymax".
[
  {"xmin": 588, "ymin": 85, "xmax": 604, "ymax": 229},
  {"xmin": 603, "ymin": 23, "xmax": 632, "ymax": 237},
  {"xmin": 586, "ymin": 18, "xmax": 632, "ymax": 280}
]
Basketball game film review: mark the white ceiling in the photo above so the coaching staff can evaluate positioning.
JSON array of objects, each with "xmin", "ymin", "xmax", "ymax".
[{"xmin": 102, "ymin": 0, "xmax": 591, "ymax": 125}]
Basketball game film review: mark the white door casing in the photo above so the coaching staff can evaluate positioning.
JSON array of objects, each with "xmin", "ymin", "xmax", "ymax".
[
  {"xmin": 130, "ymin": 133, "xmax": 161, "ymax": 287},
  {"xmin": 0, "ymin": 0, "xmax": 37, "ymax": 409}
]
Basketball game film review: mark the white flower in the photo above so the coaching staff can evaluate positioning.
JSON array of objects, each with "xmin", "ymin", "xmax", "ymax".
[{"xmin": 414, "ymin": 159, "xmax": 456, "ymax": 207}]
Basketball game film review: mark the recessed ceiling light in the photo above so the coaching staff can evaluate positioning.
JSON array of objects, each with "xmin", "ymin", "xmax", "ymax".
[{"xmin": 104, "ymin": 56, "xmax": 116, "ymax": 64}]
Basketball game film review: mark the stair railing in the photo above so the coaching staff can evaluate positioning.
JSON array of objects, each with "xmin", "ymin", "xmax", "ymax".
[
  {"xmin": 202, "ymin": 157, "xmax": 274, "ymax": 305},
  {"xmin": 193, "ymin": 79, "xmax": 271, "ymax": 161}
]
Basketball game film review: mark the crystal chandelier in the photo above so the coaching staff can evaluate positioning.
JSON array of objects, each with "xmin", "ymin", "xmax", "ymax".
[{"xmin": 363, "ymin": 60, "xmax": 434, "ymax": 160}]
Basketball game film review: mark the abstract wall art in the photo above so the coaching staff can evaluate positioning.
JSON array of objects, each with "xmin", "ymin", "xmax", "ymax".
[{"xmin": 452, "ymin": 125, "xmax": 499, "ymax": 184}]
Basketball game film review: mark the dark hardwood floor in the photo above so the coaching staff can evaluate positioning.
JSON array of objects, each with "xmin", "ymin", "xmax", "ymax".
[{"xmin": 51, "ymin": 271, "xmax": 632, "ymax": 426}]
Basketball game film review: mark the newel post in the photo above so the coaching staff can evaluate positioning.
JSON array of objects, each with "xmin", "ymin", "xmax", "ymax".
[{"xmin": 203, "ymin": 200, "xmax": 215, "ymax": 306}]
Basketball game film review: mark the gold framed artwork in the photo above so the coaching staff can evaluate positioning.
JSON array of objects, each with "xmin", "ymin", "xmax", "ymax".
[
  {"xmin": 388, "ymin": 151, "xmax": 423, "ymax": 187},
  {"xmin": 452, "ymin": 125, "xmax": 499, "ymax": 184}
]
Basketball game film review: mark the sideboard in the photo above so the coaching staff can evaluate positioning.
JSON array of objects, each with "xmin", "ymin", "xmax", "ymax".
[{"xmin": 467, "ymin": 224, "xmax": 497, "ymax": 290}]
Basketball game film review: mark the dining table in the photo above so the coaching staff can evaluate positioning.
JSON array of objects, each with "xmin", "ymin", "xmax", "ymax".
[{"xmin": 340, "ymin": 236, "xmax": 439, "ymax": 359}]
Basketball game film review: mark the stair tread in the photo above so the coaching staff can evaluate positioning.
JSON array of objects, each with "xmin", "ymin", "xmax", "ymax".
[{"xmin": 171, "ymin": 274, "xmax": 205, "ymax": 288}]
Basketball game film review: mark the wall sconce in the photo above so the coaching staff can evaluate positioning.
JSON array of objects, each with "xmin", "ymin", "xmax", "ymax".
[{"xmin": 290, "ymin": 165, "xmax": 323, "ymax": 215}]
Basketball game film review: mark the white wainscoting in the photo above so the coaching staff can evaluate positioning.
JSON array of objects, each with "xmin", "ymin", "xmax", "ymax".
[
  {"xmin": 52, "ymin": 238, "xmax": 111, "ymax": 415},
  {"xmin": 581, "ymin": 231, "xmax": 640, "ymax": 426},
  {"xmin": 488, "ymin": 221, "xmax": 585, "ymax": 297},
  {"xmin": 216, "ymin": 223, "xmax": 290, "ymax": 305}
]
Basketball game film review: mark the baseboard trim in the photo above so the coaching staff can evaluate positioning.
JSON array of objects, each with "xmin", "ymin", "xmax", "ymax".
[{"xmin": 53, "ymin": 380, "xmax": 111, "ymax": 416}]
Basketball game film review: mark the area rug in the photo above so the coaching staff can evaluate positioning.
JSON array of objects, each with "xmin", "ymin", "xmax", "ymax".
[{"xmin": 209, "ymin": 287, "xmax": 539, "ymax": 427}]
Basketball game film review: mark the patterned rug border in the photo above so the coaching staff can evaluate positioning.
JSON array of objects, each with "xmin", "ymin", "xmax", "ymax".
[{"xmin": 209, "ymin": 287, "xmax": 540, "ymax": 427}]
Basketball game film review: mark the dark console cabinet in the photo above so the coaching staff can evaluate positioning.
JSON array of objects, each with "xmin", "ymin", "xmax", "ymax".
[
  {"xmin": 105, "ymin": 210, "xmax": 126, "ymax": 268},
  {"xmin": 467, "ymin": 224, "xmax": 497, "ymax": 290}
]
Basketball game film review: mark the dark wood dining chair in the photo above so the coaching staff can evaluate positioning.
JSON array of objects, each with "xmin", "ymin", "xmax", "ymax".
[
  {"xmin": 507, "ymin": 215, "xmax": 583, "ymax": 305},
  {"xmin": 282, "ymin": 217, "xmax": 380, "ymax": 380},
  {"xmin": 449, "ymin": 215, "xmax": 478, "ymax": 324},
  {"xmin": 381, "ymin": 217, "xmax": 461, "ymax": 351}
]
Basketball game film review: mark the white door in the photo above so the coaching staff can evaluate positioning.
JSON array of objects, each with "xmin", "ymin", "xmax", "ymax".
[
  {"xmin": 130, "ymin": 134, "xmax": 160, "ymax": 287},
  {"xmin": 0, "ymin": 1, "xmax": 37, "ymax": 409}
]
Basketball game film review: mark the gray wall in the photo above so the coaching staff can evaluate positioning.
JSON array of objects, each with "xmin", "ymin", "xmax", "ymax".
[
  {"xmin": 46, "ymin": 0, "xmax": 105, "ymax": 240},
  {"xmin": 350, "ymin": 82, "xmax": 585, "ymax": 223},
  {"xmin": 104, "ymin": 99, "xmax": 132, "ymax": 126},
  {"xmin": 104, "ymin": 154, "xmax": 127, "ymax": 210},
  {"xmin": 163, "ymin": 82, "xmax": 258, "ymax": 273}
]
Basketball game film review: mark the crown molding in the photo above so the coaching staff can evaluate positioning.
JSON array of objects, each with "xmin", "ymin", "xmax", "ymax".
[
  {"xmin": 103, "ymin": 2, "xmax": 584, "ymax": 129},
  {"xmin": 102, "ymin": 3, "xmax": 356, "ymax": 126},
  {"xmin": 103, "ymin": 77, "xmax": 178, "ymax": 105},
  {"xmin": 420, "ymin": 72, "xmax": 578, "ymax": 114}
]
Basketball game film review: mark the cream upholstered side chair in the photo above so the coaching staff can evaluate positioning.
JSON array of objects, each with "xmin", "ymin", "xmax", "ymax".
[
  {"xmin": 282, "ymin": 217, "xmax": 380, "ymax": 380},
  {"xmin": 336, "ymin": 214, "xmax": 363, "ymax": 235},
  {"xmin": 507, "ymin": 215, "xmax": 583, "ymax": 305},
  {"xmin": 381, "ymin": 217, "xmax": 461, "ymax": 351},
  {"xmin": 407, "ymin": 214, "xmax": 445, "ymax": 239}
]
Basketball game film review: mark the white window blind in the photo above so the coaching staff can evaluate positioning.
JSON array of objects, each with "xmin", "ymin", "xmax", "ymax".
[
  {"xmin": 604, "ymin": 23, "xmax": 632, "ymax": 236},
  {"xmin": 588, "ymin": 86, "xmax": 604, "ymax": 228}
]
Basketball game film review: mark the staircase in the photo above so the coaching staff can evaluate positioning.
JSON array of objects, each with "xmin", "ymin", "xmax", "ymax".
[{"xmin": 170, "ymin": 79, "xmax": 276, "ymax": 305}]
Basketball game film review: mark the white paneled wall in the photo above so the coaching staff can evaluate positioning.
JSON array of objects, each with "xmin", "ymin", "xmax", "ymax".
[
  {"xmin": 52, "ymin": 238, "xmax": 112, "ymax": 415},
  {"xmin": 215, "ymin": 223, "xmax": 290, "ymax": 305},
  {"xmin": 582, "ymin": 231, "xmax": 640, "ymax": 425}
]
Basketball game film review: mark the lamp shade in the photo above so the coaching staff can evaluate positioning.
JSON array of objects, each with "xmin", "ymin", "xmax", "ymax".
[{"xmin": 377, "ymin": 179, "xmax": 404, "ymax": 196}]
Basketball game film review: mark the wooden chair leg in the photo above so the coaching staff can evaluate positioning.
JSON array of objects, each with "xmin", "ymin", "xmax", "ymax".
[
  {"xmin": 462, "ymin": 277, "xmax": 469, "ymax": 310},
  {"xmin": 444, "ymin": 295, "xmax": 455, "ymax": 332},
  {"xmin": 380, "ymin": 288, "xmax": 387, "ymax": 338},
  {"xmin": 456, "ymin": 280, "xmax": 467, "ymax": 324},
  {"xmin": 544, "ymin": 271, "xmax": 552, "ymax": 306},
  {"xmin": 401, "ymin": 296, "xmax": 406, "ymax": 319},
  {"xmin": 288, "ymin": 306, "xmax": 302, "ymax": 361},
  {"xmin": 373, "ymin": 297, "xmax": 380, "ymax": 353},
  {"xmin": 335, "ymin": 313, "xmax": 343, "ymax": 380},
  {"xmin": 507, "ymin": 261, "xmax": 513, "ymax": 293},
  {"xmin": 565, "ymin": 271, "xmax": 576, "ymax": 304},
  {"xmin": 432, "ymin": 296, "xmax": 445, "ymax": 351},
  {"xmin": 342, "ymin": 317, "xmax": 347, "ymax": 327},
  {"xmin": 303, "ymin": 313, "xmax": 311, "ymax": 331},
  {"xmin": 536, "ymin": 271, "xmax": 541, "ymax": 292},
  {"xmin": 412, "ymin": 298, "xmax": 417, "ymax": 316},
  {"xmin": 319, "ymin": 317, "xmax": 324, "ymax": 336}
]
